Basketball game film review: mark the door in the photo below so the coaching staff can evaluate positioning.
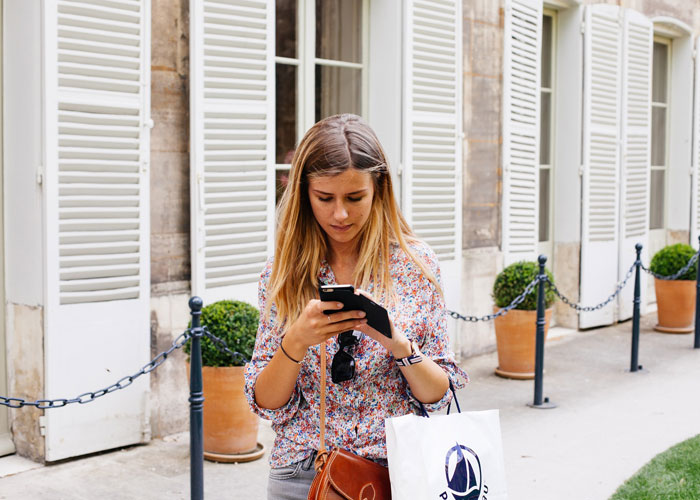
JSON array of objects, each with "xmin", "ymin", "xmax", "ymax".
[
  {"xmin": 0, "ymin": 0, "xmax": 13, "ymax": 458},
  {"xmin": 43, "ymin": 0, "xmax": 152, "ymax": 461},
  {"xmin": 580, "ymin": 4, "xmax": 622, "ymax": 329},
  {"xmin": 402, "ymin": 0, "xmax": 463, "ymax": 317},
  {"xmin": 692, "ymin": 36, "xmax": 700, "ymax": 246},
  {"xmin": 189, "ymin": 0, "xmax": 276, "ymax": 307},
  {"xmin": 502, "ymin": 0, "xmax": 543, "ymax": 266},
  {"xmin": 617, "ymin": 10, "xmax": 652, "ymax": 320}
]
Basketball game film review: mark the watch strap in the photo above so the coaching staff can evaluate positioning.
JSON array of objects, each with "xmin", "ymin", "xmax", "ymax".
[{"xmin": 395, "ymin": 342, "xmax": 423, "ymax": 367}]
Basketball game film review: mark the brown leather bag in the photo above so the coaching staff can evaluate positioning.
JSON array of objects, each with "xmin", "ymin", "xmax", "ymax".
[{"xmin": 307, "ymin": 340, "xmax": 391, "ymax": 500}]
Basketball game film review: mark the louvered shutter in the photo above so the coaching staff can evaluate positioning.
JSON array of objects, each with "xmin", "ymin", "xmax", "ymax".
[
  {"xmin": 618, "ymin": 10, "xmax": 652, "ymax": 320},
  {"xmin": 502, "ymin": 0, "xmax": 543, "ymax": 266},
  {"xmin": 692, "ymin": 36, "xmax": 700, "ymax": 246},
  {"xmin": 43, "ymin": 0, "xmax": 151, "ymax": 460},
  {"xmin": 190, "ymin": 0, "xmax": 275, "ymax": 304},
  {"xmin": 190, "ymin": 0, "xmax": 275, "ymax": 307},
  {"xmin": 402, "ymin": 0, "xmax": 463, "ymax": 312},
  {"xmin": 580, "ymin": 4, "xmax": 622, "ymax": 328}
]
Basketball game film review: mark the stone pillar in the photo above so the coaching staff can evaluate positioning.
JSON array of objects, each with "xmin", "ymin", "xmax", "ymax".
[
  {"xmin": 458, "ymin": 1, "xmax": 504, "ymax": 356},
  {"xmin": 149, "ymin": 0, "xmax": 192, "ymax": 437},
  {"xmin": 6, "ymin": 304, "xmax": 45, "ymax": 462}
]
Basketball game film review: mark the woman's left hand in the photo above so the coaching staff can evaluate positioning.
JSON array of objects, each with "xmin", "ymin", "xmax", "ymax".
[{"xmin": 353, "ymin": 289, "xmax": 414, "ymax": 359}]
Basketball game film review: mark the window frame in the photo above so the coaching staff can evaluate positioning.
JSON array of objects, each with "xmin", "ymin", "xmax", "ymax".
[
  {"xmin": 538, "ymin": 8, "xmax": 557, "ymax": 255},
  {"xmin": 274, "ymin": 0, "xmax": 370, "ymax": 181},
  {"xmin": 649, "ymin": 35, "xmax": 671, "ymax": 231}
]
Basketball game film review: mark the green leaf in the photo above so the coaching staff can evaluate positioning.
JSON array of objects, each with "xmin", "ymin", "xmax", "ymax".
[
  {"xmin": 492, "ymin": 261, "xmax": 556, "ymax": 311},
  {"xmin": 184, "ymin": 299, "xmax": 259, "ymax": 367},
  {"xmin": 649, "ymin": 244, "xmax": 697, "ymax": 281}
]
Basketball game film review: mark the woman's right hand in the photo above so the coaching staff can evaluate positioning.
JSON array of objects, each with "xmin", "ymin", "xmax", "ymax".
[
  {"xmin": 254, "ymin": 299, "xmax": 366, "ymax": 410},
  {"xmin": 282, "ymin": 299, "xmax": 367, "ymax": 358}
]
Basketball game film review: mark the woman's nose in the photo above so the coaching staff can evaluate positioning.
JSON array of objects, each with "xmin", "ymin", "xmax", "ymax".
[{"xmin": 333, "ymin": 202, "xmax": 348, "ymax": 220}]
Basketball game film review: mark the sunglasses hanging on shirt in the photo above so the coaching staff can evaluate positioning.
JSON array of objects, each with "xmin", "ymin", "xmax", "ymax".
[{"xmin": 331, "ymin": 331, "xmax": 360, "ymax": 383}]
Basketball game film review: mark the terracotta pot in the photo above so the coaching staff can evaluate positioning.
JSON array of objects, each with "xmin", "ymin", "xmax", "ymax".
[
  {"xmin": 195, "ymin": 365, "xmax": 260, "ymax": 460},
  {"xmin": 493, "ymin": 308, "xmax": 553, "ymax": 379},
  {"xmin": 654, "ymin": 278, "xmax": 695, "ymax": 333}
]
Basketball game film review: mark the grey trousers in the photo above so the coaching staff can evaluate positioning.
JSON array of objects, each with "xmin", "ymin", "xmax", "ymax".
[{"xmin": 267, "ymin": 453, "xmax": 317, "ymax": 500}]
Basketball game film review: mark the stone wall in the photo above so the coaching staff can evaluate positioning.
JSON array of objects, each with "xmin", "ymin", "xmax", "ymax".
[
  {"xmin": 619, "ymin": 0, "xmax": 700, "ymax": 24},
  {"xmin": 6, "ymin": 304, "xmax": 44, "ymax": 462},
  {"xmin": 149, "ymin": 0, "xmax": 191, "ymax": 437},
  {"xmin": 462, "ymin": 1, "xmax": 503, "ymax": 250},
  {"xmin": 149, "ymin": 294, "xmax": 191, "ymax": 437},
  {"xmin": 150, "ymin": 0, "xmax": 191, "ymax": 296}
]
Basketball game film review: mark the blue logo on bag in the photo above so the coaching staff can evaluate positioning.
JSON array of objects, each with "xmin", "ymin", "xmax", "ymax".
[{"xmin": 444, "ymin": 443, "xmax": 483, "ymax": 500}]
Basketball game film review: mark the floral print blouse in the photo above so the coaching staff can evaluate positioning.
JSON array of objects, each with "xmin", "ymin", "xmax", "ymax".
[{"xmin": 244, "ymin": 240, "xmax": 469, "ymax": 468}]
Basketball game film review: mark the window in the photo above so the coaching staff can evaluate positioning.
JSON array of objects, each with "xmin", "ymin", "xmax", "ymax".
[
  {"xmin": 274, "ymin": 0, "xmax": 368, "ymax": 203},
  {"xmin": 539, "ymin": 11, "xmax": 555, "ymax": 246},
  {"xmin": 650, "ymin": 38, "xmax": 670, "ymax": 230}
]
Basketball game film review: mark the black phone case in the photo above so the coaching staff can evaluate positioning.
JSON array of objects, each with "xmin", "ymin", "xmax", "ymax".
[{"xmin": 319, "ymin": 285, "xmax": 392, "ymax": 338}]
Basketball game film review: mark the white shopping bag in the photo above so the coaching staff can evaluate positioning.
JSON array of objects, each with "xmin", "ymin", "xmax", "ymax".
[{"xmin": 386, "ymin": 408, "xmax": 508, "ymax": 500}]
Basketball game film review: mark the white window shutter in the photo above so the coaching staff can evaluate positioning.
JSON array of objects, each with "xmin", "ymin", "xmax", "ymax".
[
  {"xmin": 402, "ymin": 0, "xmax": 463, "ymax": 312},
  {"xmin": 502, "ymin": 0, "xmax": 543, "ymax": 266},
  {"xmin": 580, "ymin": 4, "xmax": 623, "ymax": 329},
  {"xmin": 617, "ymin": 10, "xmax": 652, "ymax": 320},
  {"xmin": 190, "ymin": 0, "xmax": 275, "ymax": 307},
  {"xmin": 43, "ymin": 0, "xmax": 151, "ymax": 461},
  {"xmin": 692, "ymin": 36, "xmax": 700, "ymax": 247}
]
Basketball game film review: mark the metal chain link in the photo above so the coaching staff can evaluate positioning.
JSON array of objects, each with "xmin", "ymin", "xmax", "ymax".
[
  {"xmin": 641, "ymin": 251, "xmax": 699, "ymax": 281},
  {"xmin": 544, "ymin": 260, "xmax": 636, "ymax": 312},
  {"xmin": 201, "ymin": 327, "xmax": 249, "ymax": 366},
  {"xmin": 449, "ymin": 258, "xmax": 638, "ymax": 321},
  {"xmin": 0, "ymin": 330, "xmax": 191, "ymax": 409},
  {"xmin": 448, "ymin": 275, "xmax": 543, "ymax": 322}
]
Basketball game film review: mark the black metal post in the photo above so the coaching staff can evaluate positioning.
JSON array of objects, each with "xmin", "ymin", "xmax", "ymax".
[
  {"xmin": 189, "ymin": 297, "xmax": 204, "ymax": 500},
  {"xmin": 528, "ymin": 255, "xmax": 556, "ymax": 409},
  {"xmin": 695, "ymin": 237, "xmax": 700, "ymax": 349},
  {"xmin": 630, "ymin": 244, "xmax": 643, "ymax": 371}
]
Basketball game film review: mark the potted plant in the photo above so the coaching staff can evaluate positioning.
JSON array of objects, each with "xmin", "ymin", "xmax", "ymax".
[
  {"xmin": 649, "ymin": 243, "xmax": 697, "ymax": 333},
  {"xmin": 492, "ymin": 261, "xmax": 556, "ymax": 379},
  {"xmin": 185, "ymin": 299, "xmax": 264, "ymax": 462}
]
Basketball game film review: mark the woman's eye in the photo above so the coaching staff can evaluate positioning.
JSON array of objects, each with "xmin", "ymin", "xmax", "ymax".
[
  {"xmin": 348, "ymin": 197, "xmax": 363, "ymax": 202},
  {"xmin": 318, "ymin": 197, "xmax": 332, "ymax": 202}
]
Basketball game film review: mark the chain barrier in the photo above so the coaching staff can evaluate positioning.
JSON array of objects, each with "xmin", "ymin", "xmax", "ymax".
[
  {"xmin": 6, "ymin": 250, "xmax": 698, "ymax": 409},
  {"xmin": 544, "ymin": 260, "xmax": 636, "ymax": 313},
  {"xmin": 0, "ymin": 330, "xmax": 191, "ymax": 410},
  {"xmin": 641, "ymin": 250, "xmax": 700, "ymax": 281},
  {"xmin": 447, "ymin": 276, "xmax": 542, "ymax": 322},
  {"xmin": 201, "ymin": 326, "xmax": 249, "ymax": 365},
  {"xmin": 448, "ymin": 258, "xmax": 640, "ymax": 321}
]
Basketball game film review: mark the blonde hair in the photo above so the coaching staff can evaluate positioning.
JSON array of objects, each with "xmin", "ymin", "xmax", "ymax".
[{"xmin": 267, "ymin": 114, "xmax": 441, "ymax": 327}]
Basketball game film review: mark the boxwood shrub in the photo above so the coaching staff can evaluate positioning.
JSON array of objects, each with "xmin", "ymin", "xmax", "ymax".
[
  {"xmin": 185, "ymin": 299, "xmax": 259, "ymax": 367},
  {"xmin": 492, "ymin": 261, "xmax": 556, "ymax": 311},
  {"xmin": 649, "ymin": 243, "xmax": 697, "ymax": 281}
]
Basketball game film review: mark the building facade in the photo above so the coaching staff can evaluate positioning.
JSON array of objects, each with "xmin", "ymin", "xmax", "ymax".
[{"xmin": 1, "ymin": 0, "xmax": 699, "ymax": 463}]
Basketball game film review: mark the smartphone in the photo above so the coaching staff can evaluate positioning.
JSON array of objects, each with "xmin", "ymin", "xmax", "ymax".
[{"xmin": 318, "ymin": 284, "xmax": 392, "ymax": 338}]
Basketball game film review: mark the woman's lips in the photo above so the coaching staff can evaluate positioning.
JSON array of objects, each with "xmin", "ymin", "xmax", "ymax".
[{"xmin": 331, "ymin": 224, "xmax": 352, "ymax": 232}]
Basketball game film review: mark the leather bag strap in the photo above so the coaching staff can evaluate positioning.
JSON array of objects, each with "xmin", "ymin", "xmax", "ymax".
[{"xmin": 315, "ymin": 340, "xmax": 328, "ymax": 471}]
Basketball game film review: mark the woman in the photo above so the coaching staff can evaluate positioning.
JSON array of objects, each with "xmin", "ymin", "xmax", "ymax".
[{"xmin": 244, "ymin": 114, "xmax": 467, "ymax": 500}]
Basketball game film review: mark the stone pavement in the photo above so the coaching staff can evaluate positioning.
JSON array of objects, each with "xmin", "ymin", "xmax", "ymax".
[{"xmin": 1, "ymin": 311, "xmax": 699, "ymax": 500}]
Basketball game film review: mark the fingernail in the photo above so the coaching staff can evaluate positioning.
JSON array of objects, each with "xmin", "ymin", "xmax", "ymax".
[
  {"xmin": 336, "ymin": 303, "xmax": 343, "ymax": 308},
  {"xmin": 358, "ymin": 311, "xmax": 366, "ymax": 317}
]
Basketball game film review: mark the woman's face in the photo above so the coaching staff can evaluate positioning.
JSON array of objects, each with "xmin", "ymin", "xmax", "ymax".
[{"xmin": 307, "ymin": 168, "xmax": 375, "ymax": 253}]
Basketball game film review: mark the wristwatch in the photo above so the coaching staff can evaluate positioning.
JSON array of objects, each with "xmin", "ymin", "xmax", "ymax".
[{"xmin": 394, "ymin": 341, "xmax": 423, "ymax": 367}]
